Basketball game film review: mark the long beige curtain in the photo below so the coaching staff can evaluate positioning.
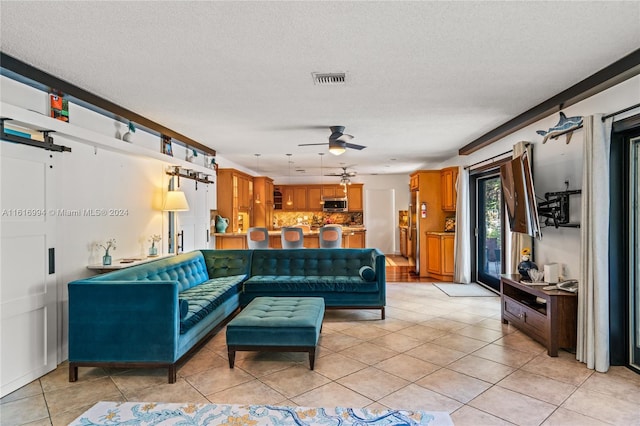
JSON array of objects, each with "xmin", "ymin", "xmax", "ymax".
[
  {"xmin": 454, "ymin": 166, "xmax": 471, "ymax": 283},
  {"xmin": 509, "ymin": 141, "xmax": 533, "ymax": 274},
  {"xmin": 577, "ymin": 114, "xmax": 612, "ymax": 372}
]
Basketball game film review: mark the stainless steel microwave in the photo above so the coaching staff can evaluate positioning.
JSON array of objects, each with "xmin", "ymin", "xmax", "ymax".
[{"xmin": 323, "ymin": 198, "xmax": 348, "ymax": 212}]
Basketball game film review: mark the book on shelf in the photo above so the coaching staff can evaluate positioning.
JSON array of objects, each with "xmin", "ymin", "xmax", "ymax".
[
  {"xmin": 3, "ymin": 123, "xmax": 45, "ymax": 141},
  {"xmin": 50, "ymin": 94, "xmax": 69, "ymax": 122}
]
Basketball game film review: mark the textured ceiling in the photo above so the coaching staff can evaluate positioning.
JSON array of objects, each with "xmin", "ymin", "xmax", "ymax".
[{"xmin": 1, "ymin": 1, "xmax": 639, "ymax": 181}]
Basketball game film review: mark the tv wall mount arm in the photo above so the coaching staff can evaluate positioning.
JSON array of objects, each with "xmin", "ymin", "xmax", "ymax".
[{"xmin": 537, "ymin": 183, "xmax": 581, "ymax": 228}]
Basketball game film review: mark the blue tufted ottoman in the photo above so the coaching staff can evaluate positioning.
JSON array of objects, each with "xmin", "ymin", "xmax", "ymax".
[{"xmin": 226, "ymin": 297, "xmax": 325, "ymax": 369}]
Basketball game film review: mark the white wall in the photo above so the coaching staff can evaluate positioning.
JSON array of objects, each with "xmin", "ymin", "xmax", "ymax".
[
  {"xmin": 437, "ymin": 75, "xmax": 640, "ymax": 279},
  {"xmin": 0, "ymin": 76, "xmax": 210, "ymax": 361},
  {"xmin": 360, "ymin": 174, "xmax": 410, "ymax": 253}
]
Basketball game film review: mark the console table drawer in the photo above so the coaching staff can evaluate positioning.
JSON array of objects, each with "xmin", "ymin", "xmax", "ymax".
[{"xmin": 504, "ymin": 297, "xmax": 546, "ymax": 335}]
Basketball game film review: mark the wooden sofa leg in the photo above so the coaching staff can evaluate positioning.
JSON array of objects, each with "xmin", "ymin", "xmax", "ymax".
[
  {"xmin": 168, "ymin": 365, "xmax": 177, "ymax": 384},
  {"xmin": 381, "ymin": 307, "xmax": 385, "ymax": 320},
  {"xmin": 308, "ymin": 347, "xmax": 316, "ymax": 370},
  {"xmin": 228, "ymin": 348, "xmax": 236, "ymax": 368},
  {"xmin": 69, "ymin": 363, "xmax": 78, "ymax": 382}
]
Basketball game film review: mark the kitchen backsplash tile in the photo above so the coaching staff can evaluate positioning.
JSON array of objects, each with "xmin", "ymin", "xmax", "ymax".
[{"xmin": 273, "ymin": 211, "xmax": 363, "ymax": 228}]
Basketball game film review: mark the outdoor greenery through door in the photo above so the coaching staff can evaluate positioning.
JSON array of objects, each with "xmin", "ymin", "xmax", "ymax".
[{"xmin": 474, "ymin": 171, "xmax": 503, "ymax": 291}]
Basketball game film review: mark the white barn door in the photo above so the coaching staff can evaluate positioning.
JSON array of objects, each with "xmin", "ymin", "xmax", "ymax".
[
  {"xmin": 178, "ymin": 178, "xmax": 209, "ymax": 251},
  {"xmin": 0, "ymin": 142, "xmax": 57, "ymax": 397}
]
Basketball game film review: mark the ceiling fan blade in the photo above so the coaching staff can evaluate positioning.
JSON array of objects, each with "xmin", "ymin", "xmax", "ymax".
[
  {"xmin": 334, "ymin": 134, "xmax": 354, "ymax": 142},
  {"xmin": 345, "ymin": 142, "xmax": 366, "ymax": 150},
  {"xmin": 298, "ymin": 143, "xmax": 329, "ymax": 147}
]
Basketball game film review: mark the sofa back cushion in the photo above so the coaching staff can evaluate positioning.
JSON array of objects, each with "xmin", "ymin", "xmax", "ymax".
[
  {"xmin": 251, "ymin": 248, "xmax": 377, "ymax": 276},
  {"xmin": 200, "ymin": 250, "xmax": 253, "ymax": 279},
  {"xmin": 91, "ymin": 251, "xmax": 209, "ymax": 292}
]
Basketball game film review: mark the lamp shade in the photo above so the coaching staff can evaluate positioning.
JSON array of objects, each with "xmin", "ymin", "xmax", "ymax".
[{"xmin": 163, "ymin": 190, "xmax": 190, "ymax": 211}]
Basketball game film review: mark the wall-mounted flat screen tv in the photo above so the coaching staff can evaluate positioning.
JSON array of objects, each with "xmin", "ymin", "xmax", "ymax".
[{"xmin": 500, "ymin": 151, "xmax": 541, "ymax": 238}]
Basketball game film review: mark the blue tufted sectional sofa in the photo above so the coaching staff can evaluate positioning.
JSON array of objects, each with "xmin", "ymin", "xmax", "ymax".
[{"xmin": 68, "ymin": 248, "xmax": 385, "ymax": 383}]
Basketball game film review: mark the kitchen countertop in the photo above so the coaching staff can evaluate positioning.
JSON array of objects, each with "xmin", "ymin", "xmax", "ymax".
[
  {"xmin": 213, "ymin": 226, "xmax": 366, "ymax": 236},
  {"xmin": 425, "ymin": 231, "xmax": 455, "ymax": 236}
]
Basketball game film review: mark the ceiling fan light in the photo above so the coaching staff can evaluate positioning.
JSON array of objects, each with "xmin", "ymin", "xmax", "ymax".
[{"xmin": 329, "ymin": 146, "xmax": 346, "ymax": 155}]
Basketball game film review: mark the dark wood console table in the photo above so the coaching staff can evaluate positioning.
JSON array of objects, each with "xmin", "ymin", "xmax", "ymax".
[{"xmin": 500, "ymin": 274, "xmax": 577, "ymax": 356}]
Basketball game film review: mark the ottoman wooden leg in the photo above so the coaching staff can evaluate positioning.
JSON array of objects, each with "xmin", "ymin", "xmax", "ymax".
[
  {"xmin": 308, "ymin": 347, "xmax": 316, "ymax": 370},
  {"xmin": 228, "ymin": 348, "xmax": 236, "ymax": 368}
]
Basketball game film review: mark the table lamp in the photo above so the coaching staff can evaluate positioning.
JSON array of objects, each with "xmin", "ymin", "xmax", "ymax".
[{"xmin": 163, "ymin": 190, "xmax": 190, "ymax": 253}]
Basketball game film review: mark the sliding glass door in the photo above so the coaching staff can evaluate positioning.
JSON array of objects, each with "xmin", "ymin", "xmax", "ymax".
[
  {"xmin": 630, "ymin": 136, "xmax": 640, "ymax": 370},
  {"xmin": 474, "ymin": 171, "xmax": 503, "ymax": 291}
]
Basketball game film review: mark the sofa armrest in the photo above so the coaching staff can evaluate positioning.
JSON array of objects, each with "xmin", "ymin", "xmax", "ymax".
[
  {"xmin": 68, "ymin": 280, "xmax": 180, "ymax": 363},
  {"xmin": 372, "ymin": 249, "xmax": 387, "ymax": 301}
]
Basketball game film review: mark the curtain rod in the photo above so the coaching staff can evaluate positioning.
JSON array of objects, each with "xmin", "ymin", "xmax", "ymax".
[
  {"xmin": 464, "ymin": 149, "xmax": 513, "ymax": 170},
  {"xmin": 602, "ymin": 102, "xmax": 640, "ymax": 121},
  {"xmin": 463, "ymin": 104, "xmax": 639, "ymax": 168}
]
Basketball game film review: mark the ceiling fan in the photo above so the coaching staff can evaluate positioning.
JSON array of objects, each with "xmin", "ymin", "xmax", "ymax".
[
  {"xmin": 298, "ymin": 126, "xmax": 367, "ymax": 155},
  {"xmin": 325, "ymin": 166, "xmax": 357, "ymax": 186},
  {"xmin": 325, "ymin": 166, "xmax": 357, "ymax": 178}
]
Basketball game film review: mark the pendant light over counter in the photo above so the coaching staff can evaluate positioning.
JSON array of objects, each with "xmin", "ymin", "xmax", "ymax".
[
  {"xmin": 254, "ymin": 153, "xmax": 261, "ymax": 204},
  {"xmin": 319, "ymin": 152, "xmax": 325, "ymax": 205},
  {"xmin": 286, "ymin": 153, "xmax": 293, "ymax": 206}
]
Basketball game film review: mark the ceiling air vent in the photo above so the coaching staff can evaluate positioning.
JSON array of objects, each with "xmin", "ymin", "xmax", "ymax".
[{"xmin": 312, "ymin": 72, "xmax": 346, "ymax": 85}]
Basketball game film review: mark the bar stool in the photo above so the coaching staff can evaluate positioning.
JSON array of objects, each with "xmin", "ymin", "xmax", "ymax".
[
  {"xmin": 281, "ymin": 227, "xmax": 304, "ymax": 249},
  {"xmin": 319, "ymin": 225, "xmax": 342, "ymax": 248},
  {"xmin": 247, "ymin": 227, "xmax": 269, "ymax": 249}
]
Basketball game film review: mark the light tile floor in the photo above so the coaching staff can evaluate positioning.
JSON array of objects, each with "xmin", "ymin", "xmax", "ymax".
[{"xmin": 2, "ymin": 282, "xmax": 640, "ymax": 426}]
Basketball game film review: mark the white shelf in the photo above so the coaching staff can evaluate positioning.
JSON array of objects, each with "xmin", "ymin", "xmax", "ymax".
[
  {"xmin": 87, "ymin": 254, "xmax": 174, "ymax": 272},
  {"xmin": 0, "ymin": 102, "xmax": 215, "ymax": 177}
]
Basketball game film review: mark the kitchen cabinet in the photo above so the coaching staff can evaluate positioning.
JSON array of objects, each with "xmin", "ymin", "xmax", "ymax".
[
  {"xmin": 253, "ymin": 176, "xmax": 274, "ymax": 229},
  {"xmin": 269, "ymin": 235, "xmax": 282, "ymax": 248},
  {"xmin": 282, "ymin": 186, "xmax": 307, "ymax": 210},
  {"xmin": 217, "ymin": 168, "xmax": 254, "ymax": 233},
  {"xmin": 440, "ymin": 167, "xmax": 458, "ymax": 211},
  {"xmin": 293, "ymin": 187, "xmax": 307, "ymax": 210},
  {"xmin": 425, "ymin": 232, "xmax": 454, "ymax": 280},
  {"xmin": 501, "ymin": 275, "xmax": 577, "ymax": 356},
  {"xmin": 323, "ymin": 185, "xmax": 345, "ymax": 198},
  {"xmin": 237, "ymin": 174, "xmax": 253, "ymax": 210},
  {"xmin": 304, "ymin": 235, "xmax": 320, "ymax": 248},
  {"xmin": 410, "ymin": 174, "xmax": 419, "ymax": 191},
  {"xmin": 274, "ymin": 186, "xmax": 283, "ymax": 210},
  {"xmin": 274, "ymin": 184, "xmax": 362, "ymax": 212},
  {"xmin": 347, "ymin": 184, "xmax": 363, "ymax": 211},
  {"xmin": 410, "ymin": 170, "xmax": 449, "ymax": 277},
  {"xmin": 214, "ymin": 234, "xmax": 246, "ymax": 249},
  {"xmin": 307, "ymin": 187, "xmax": 323, "ymax": 211},
  {"xmin": 343, "ymin": 230, "xmax": 366, "ymax": 248}
]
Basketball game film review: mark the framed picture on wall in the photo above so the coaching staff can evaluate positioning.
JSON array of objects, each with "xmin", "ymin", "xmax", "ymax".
[{"xmin": 162, "ymin": 135, "xmax": 173, "ymax": 156}]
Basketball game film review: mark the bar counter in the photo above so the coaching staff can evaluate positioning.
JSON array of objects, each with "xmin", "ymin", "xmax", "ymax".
[{"xmin": 212, "ymin": 226, "xmax": 366, "ymax": 249}]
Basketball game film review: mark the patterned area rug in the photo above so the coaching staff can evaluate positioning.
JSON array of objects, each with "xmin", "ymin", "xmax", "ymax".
[
  {"xmin": 433, "ymin": 283, "xmax": 498, "ymax": 297},
  {"xmin": 69, "ymin": 401, "xmax": 453, "ymax": 425}
]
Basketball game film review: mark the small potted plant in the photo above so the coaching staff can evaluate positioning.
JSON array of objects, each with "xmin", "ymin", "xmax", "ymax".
[
  {"xmin": 123, "ymin": 121, "xmax": 136, "ymax": 142},
  {"xmin": 148, "ymin": 234, "xmax": 161, "ymax": 257},
  {"xmin": 97, "ymin": 238, "xmax": 117, "ymax": 265}
]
